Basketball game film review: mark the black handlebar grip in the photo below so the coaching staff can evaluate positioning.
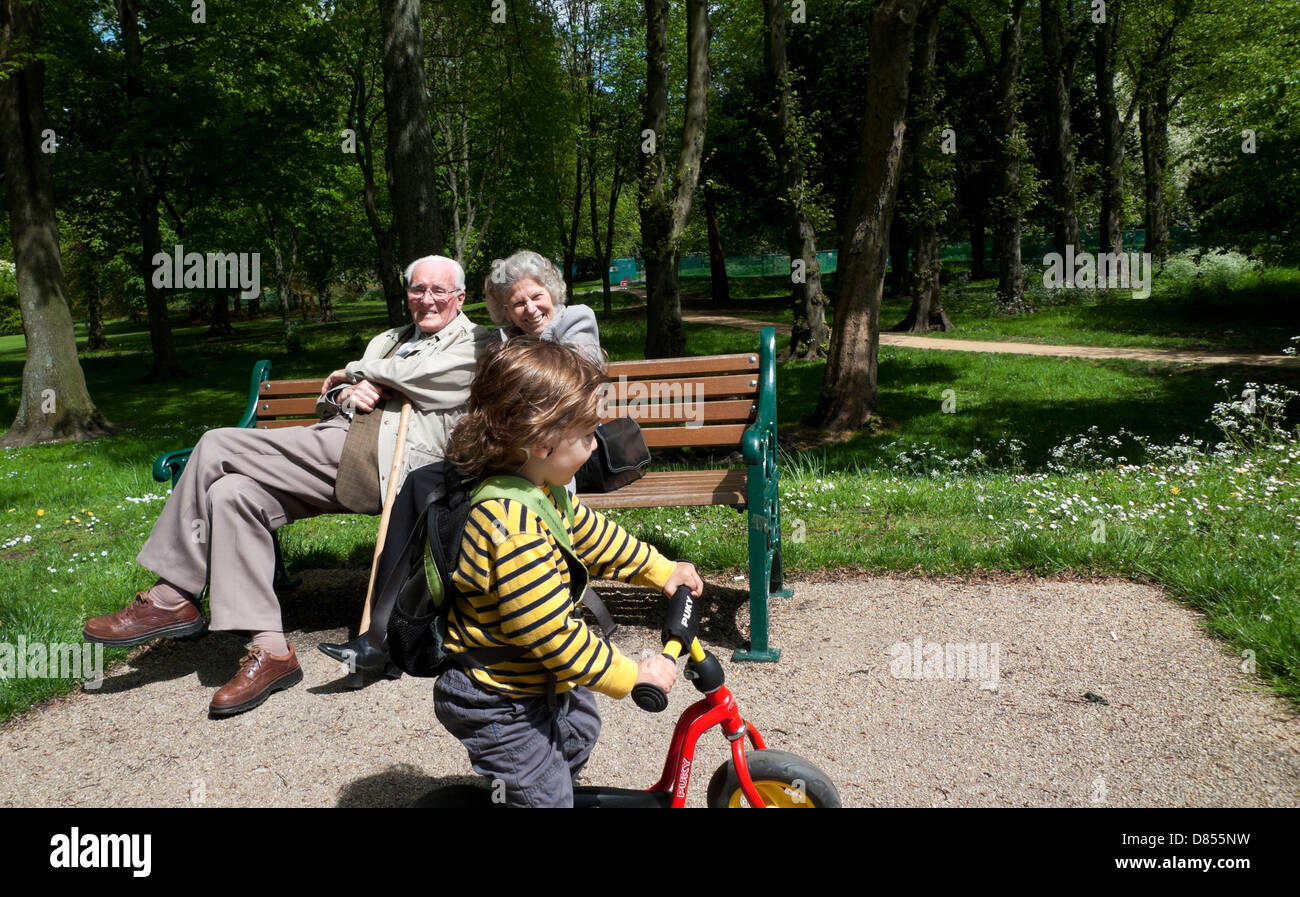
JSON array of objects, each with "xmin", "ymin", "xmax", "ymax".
[
  {"xmin": 632, "ymin": 682, "xmax": 669, "ymax": 712},
  {"xmin": 662, "ymin": 583, "xmax": 700, "ymax": 648}
]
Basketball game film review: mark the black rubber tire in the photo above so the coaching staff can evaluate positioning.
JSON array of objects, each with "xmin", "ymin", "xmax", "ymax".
[{"xmin": 706, "ymin": 748, "xmax": 842, "ymax": 808}]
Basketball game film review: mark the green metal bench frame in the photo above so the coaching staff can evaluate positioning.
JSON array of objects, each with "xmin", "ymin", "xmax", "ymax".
[{"xmin": 738, "ymin": 327, "xmax": 791, "ymax": 661}]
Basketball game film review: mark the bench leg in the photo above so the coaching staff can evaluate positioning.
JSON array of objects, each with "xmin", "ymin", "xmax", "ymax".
[
  {"xmin": 733, "ymin": 493, "xmax": 787, "ymax": 663},
  {"xmin": 273, "ymin": 530, "xmax": 302, "ymax": 591}
]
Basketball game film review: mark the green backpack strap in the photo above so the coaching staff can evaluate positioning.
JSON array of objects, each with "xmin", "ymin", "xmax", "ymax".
[
  {"xmin": 467, "ymin": 476, "xmax": 617, "ymax": 637},
  {"xmin": 471, "ymin": 475, "xmax": 577, "ymax": 556},
  {"xmin": 422, "ymin": 476, "xmax": 569, "ymax": 613}
]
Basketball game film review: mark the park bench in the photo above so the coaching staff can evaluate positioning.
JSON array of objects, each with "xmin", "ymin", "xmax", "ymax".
[{"xmin": 150, "ymin": 326, "xmax": 788, "ymax": 661}]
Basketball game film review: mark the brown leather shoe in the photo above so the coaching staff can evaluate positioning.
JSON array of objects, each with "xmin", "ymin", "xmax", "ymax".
[
  {"xmin": 83, "ymin": 592, "xmax": 206, "ymax": 646},
  {"xmin": 209, "ymin": 646, "xmax": 303, "ymax": 717}
]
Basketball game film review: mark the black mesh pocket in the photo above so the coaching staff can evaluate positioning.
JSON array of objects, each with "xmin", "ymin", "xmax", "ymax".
[{"xmin": 387, "ymin": 606, "xmax": 450, "ymax": 678}]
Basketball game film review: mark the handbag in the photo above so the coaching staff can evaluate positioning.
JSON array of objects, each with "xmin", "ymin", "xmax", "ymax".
[{"xmin": 575, "ymin": 417, "xmax": 650, "ymax": 492}]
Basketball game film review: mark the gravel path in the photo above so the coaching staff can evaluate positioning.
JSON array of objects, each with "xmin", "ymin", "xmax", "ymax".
[
  {"xmin": 2, "ymin": 572, "xmax": 1296, "ymax": 807},
  {"xmin": 680, "ymin": 312, "xmax": 1297, "ymax": 368}
]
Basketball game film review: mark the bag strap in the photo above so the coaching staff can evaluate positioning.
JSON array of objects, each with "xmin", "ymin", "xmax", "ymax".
[
  {"xmin": 468, "ymin": 475, "xmax": 617, "ymax": 638},
  {"xmin": 471, "ymin": 475, "xmax": 576, "ymax": 554}
]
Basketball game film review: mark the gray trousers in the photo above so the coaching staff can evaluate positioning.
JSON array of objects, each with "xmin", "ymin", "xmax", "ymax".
[
  {"xmin": 136, "ymin": 418, "xmax": 352, "ymax": 633},
  {"xmin": 434, "ymin": 666, "xmax": 602, "ymax": 808}
]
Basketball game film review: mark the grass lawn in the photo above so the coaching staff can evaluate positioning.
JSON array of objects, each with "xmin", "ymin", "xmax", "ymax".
[
  {"xmin": 698, "ymin": 249, "xmax": 1300, "ymax": 355},
  {"xmin": 2, "ymin": 267, "xmax": 1298, "ymax": 720}
]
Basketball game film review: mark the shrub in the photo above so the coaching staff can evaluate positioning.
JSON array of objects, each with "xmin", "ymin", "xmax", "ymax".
[{"xmin": 0, "ymin": 262, "xmax": 22, "ymax": 336}]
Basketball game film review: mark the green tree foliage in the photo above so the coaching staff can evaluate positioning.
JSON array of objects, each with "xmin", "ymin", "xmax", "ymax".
[{"xmin": 1182, "ymin": 1, "xmax": 1300, "ymax": 263}]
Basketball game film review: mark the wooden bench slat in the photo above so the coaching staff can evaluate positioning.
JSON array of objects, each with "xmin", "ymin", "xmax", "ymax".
[
  {"xmin": 640, "ymin": 424, "xmax": 749, "ymax": 448},
  {"xmin": 256, "ymin": 397, "xmax": 321, "ymax": 417},
  {"xmin": 602, "ymin": 399, "xmax": 755, "ymax": 425},
  {"xmin": 259, "ymin": 379, "xmax": 325, "ymax": 397},
  {"xmin": 579, "ymin": 469, "xmax": 748, "ymax": 509},
  {"xmin": 255, "ymin": 418, "xmax": 318, "ymax": 429},
  {"xmin": 608, "ymin": 353, "xmax": 759, "ymax": 378},
  {"xmin": 605, "ymin": 373, "xmax": 760, "ymax": 402}
]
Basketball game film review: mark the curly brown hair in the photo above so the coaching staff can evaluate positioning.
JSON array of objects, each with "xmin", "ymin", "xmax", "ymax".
[{"xmin": 446, "ymin": 336, "xmax": 606, "ymax": 477}]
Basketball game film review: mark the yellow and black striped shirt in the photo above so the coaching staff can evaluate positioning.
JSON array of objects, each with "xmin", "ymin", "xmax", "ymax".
[{"xmin": 447, "ymin": 491, "xmax": 676, "ymax": 699}]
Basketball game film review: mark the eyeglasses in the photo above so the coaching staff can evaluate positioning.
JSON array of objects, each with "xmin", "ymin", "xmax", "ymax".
[{"xmin": 407, "ymin": 284, "xmax": 463, "ymax": 300}]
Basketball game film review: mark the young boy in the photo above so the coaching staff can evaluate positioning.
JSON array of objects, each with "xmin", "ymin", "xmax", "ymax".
[{"xmin": 435, "ymin": 337, "xmax": 702, "ymax": 807}]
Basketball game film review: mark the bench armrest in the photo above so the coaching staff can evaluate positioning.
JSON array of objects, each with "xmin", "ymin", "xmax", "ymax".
[
  {"xmin": 152, "ymin": 448, "xmax": 193, "ymax": 486},
  {"xmin": 236, "ymin": 359, "xmax": 275, "ymax": 428},
  {"xmin": 151, "ymin": 359, "xmax": 273, "ymax": 488}
]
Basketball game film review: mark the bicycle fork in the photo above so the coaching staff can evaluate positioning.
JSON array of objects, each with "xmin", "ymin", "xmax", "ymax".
[{"xmin": 649, "ymin": 683, "xmax": 770, "ymax": 807}]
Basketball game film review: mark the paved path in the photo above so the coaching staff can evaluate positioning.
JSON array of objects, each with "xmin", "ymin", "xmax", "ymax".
[
  {"xmin": 679, "ymin": 312, "xmax": 1297, "ymax": 368},
  {"xmin": 3, "ymin": 572, "xmax": 1296, "ymax": 807}
]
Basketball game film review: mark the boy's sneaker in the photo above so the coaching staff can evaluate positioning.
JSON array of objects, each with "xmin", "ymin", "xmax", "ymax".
[{"xmin": 83, "ymin": 592, "xmax": 207, "ymax": 646}]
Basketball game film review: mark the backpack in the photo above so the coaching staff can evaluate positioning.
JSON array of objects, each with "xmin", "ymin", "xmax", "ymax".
[{"xmin": 383, "ymin": 462, "xmax": 613, "ymax": 678}]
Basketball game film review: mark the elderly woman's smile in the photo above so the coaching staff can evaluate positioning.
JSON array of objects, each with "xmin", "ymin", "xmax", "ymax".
[{"xmin": 505, "ymin": 277, "xmax": 556, "ymax": 336}]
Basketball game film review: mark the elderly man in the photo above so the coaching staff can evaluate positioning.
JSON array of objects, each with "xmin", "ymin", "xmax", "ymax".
[{"xmin": 83, "ymin": 255, "xmax": 490, "ymax": 716}]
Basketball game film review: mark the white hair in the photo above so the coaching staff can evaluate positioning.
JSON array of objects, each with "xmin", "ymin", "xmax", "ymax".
[
  {"xmin": 403, "ymin": 255, "xmax": 466, "ymax": 290},
  {"xmin": 482, "ymin": 250, "xmax": 568, "ymax": 325}
]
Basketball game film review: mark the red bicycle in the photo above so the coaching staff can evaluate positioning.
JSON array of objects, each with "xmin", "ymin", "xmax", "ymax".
[
  {"xmin": 421, "ymin": 587, "xmax": 841, "ymax": 808},
  {"xmin": 614, "ymin": 634, "xmax": 842, "ymax": 808}
]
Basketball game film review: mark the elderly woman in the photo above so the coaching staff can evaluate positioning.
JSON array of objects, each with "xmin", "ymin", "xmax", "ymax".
[{"xmin": 483, "ymin": 250, "xmax": 601, "ymax": 362}]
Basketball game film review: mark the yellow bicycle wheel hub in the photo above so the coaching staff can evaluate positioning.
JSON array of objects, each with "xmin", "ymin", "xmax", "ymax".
[{"xmin": 726, "ymin": 779, "xmax": 819, "ymax": 808}]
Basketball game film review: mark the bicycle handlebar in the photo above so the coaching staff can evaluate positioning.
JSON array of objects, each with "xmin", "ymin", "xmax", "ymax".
[
  {"xmin": 631, "ymin": 644, "xmax": 680, "ymax": 712},
  {"xmin": 632, "ymin": 582, "xmax": 705, "ymax": 712}
]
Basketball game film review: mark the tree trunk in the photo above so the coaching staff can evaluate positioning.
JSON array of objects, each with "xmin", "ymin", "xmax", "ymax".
[
  {"xmin": 120, "ymin": 0, "xmax": 180, "ymax": 381},
  {"xmin": 763, "ymin": 0, "xmax": 827, "ymax": 360},
  {"xmin": 892, "ymin": 4, "xmax": 951, "ymax": 333},
  {"xmin": 560, "ymin": 153, "xmax": 583, "ymax": 301},
  {"xmin": 813, "ymin": 0, "xmax": 927, "ymax": 432},
  {"xmin": 316, "ymin": 277, "xmax": 337, "ymax": 323},
  {"xmin": 0, "ymin": 0, "xmax": 114, "ymax": 447},
  {"xmin": 1041, "ymin": 0, "xmax": 1080, "ymax": 260},
  {"xmin": 377, "ymin": 231, "xmax": 405, "ymax": 326},
  {"xmin": 1095, "ymin": 5, "xmax": 1124, "ymax": 256},
  {"xmin": 86, "ymin": 279, "xmax": 108, "ymax": 351},
  {"xmin": 985, "ymin": 0, "xmax": 1029, "ymax": 311},
  {"xmin": 265, "ymin": 212, "xmax": 298, "ymax": 335},
  {"xmin": 348, "ymin": 51, "xmax": 404, "ymax": 326},
  {"xmin": 992, "ymin": 0, "xmax": 1029, "ymax": 313},
  {"xmin": 703, "ymin": 186, "xmax": 729, "ymax": 305},
  {"xmin": 207, "ymin": 291, "xmax": 234, "ymax": 337},
  {"xmin": 588, "ymin": 110, "xmax": 629, "ymax": 319},
  {"xmin": 1140, "ymin": 76, "xmax": 1171, "ymax": 263},
  {"xmin": 640, "ymin": 0, "xmax": 710, "ymax": 358},
  {"xmin": 588, "ymin": 149, "xmax": 617, "ymax": 319},
  {"xmin": 893, "ymin": 223, "xmax": 950, "ymax": 332},
  {"xmin": 379, "ymin": 0, "xmax": 443, "ymax": 270}
]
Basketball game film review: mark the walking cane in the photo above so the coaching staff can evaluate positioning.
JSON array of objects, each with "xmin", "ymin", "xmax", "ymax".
[{"xmin": 359, "ymin": 396, "xmax": 412, "ymax": 637}]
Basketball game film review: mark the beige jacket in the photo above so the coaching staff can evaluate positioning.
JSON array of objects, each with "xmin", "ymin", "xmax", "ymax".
[{"xmin": 316, "ymin": 311, "xmax": 491, "ymax": 497}]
